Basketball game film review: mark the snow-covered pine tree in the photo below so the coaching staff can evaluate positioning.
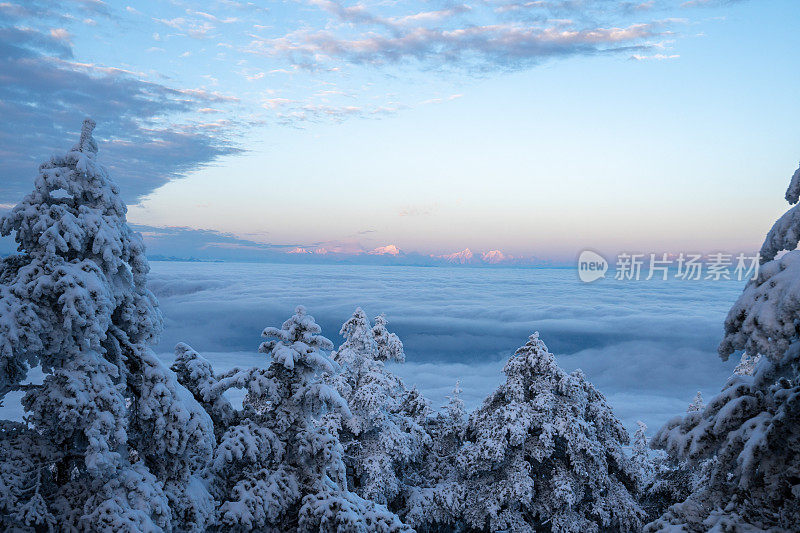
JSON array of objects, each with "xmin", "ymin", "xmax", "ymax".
[
  {"xmin": 631, "ymin": 421, "xmax": 654, "ymax": 489},
  {"xmin": 195, "ymin": 306, "xmax": 410, "ymax": 531},
  {"xmin": 324, "ymin": 308, "xmax": 429, "ymax": 509},
  {"xmin": 171, "ymin": 342, "xmax": 237, "ymax": 441},
  {"xmin": 399, "ymin": 381, "xmax": 467, "ymax": 531},
  {"xmin": 372, "ymin": 313, "xmax": 405, "ymax": 363},
  {"xmin": 398, "ymin": 385, "xmax": 431, "ymax": 424},
  {"xmin": 640, "ymin": 452, "xmax": 696, "ymax": 524},
  {"xmin": 442, "ymin": 380, "xmax": 465, "ymax": 434},
  {"xmin": 456, "ymin": 333, "xmax": 644, "ymax": 532},
  {"xmin": 0, "ymin": 120, "xmax": 215, "ymax": 531},
  {"xmin": 686, "ymin": 391, "xmax": 704, "ymax": 413},
  {"xmin": 648, "ymin": 161, "xmax": 800, "ymax": 531},
  {"xmin": 629, "ymin": 420, "xmax": 693, "ymax": 523}
]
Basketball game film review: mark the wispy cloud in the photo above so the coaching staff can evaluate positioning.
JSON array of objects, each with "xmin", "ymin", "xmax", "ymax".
[
  {"xmin": 250, "ymin": 21, "xmax": 663, "ymax": 70},
  {"xmin": 399, "ymin": 204, "xmax": 437, "ymax": 217},
  {"xmin": 274, "ymin": 102, "xmax": 407, "ymax": 126},
  {"xmin": 629, "ymin": 52, "xmax": 680, "ymax": 60},
  {"xmin": 681, "ymin": 0, "xmax": 746, "ymax": 7},
  {"xmin": 237, "ymin": 0, "xmax": 696, "ymax": 72}
]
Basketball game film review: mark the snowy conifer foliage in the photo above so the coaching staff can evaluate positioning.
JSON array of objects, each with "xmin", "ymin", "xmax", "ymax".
[
  {"xmin": 733, "ymin": 352, "xmax": 761, "ymax": 376},
  {"xmin": 324, "ymin": 308, "xmax": 429, "ymax": 508},
  {"xmin": 649, "ymin": 163, "xmax": 800, "ymax": 531},
  {"xmin": 631, "ymin": 422, "xmax": 654, "ymax": 489},
  {"xmin": 686, "ymin": 391, "xmax": 704, "ymax": 413},
  {"xmin": 630, "ymin": 421, "xmax": 695, "ymax": 523},
  {"xmin": 372, "ymin": 313, "xmax": 405, "ymax": 363},
  {"xmin": 457, "ymin": 333, "xmax": 644, "ymax": 532},
  {"xmin": 0, "ymin": 120, "xmax": 215, "ymax": 531},
  {"xmin": 399, "ymin": 381, "xmax": 466, "ymax": 531},
  {"xmin": 177, "ymin": 307, "xmax": 410, "ymax": 531}
]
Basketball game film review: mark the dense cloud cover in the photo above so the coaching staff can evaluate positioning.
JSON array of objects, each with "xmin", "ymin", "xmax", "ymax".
[{"xmin": 147, "ymin": 261, "xmax": 740, "ymax": 433}]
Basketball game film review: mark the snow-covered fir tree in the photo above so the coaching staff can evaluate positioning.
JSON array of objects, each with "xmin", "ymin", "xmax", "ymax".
[
  {"xmin": 648, "ymin": 161, "xmax": 800, "ymax": 531},
  {"xmin": 175, "ymin": 307, "xmax": 411, "ymax": 531},
  {"xmin": 640, "ymin": 453, "xmax": 696, "ymax": 525},
  {"xmin": 686, "ymin": 391, "xmax": 704, "ymax": 413},
  {"xmin": 0, "ymin": 120, "xmax": 215, "ymax": 531},
  {"xmin": 631, "ymin": 421, "xmax": 655, "ymax": 489},
  {"xmin": 399, "ymin": 381, "xmax": 467, "ymax": 531},
  {"xmin": 629, "ymin": 421, "xmax": 695, "ymax": 523},
  {"xmin": 171, "ymin": 342, "xmax": 237, "ymax": 442},
  {"xmin": 441, "ymin": 381, "xmax": 465, "ymax": 433},
  {"xmin": 372, "ymin": 313, "xmax": 405, "ymax": 363},
  {"xmin": 455, "ymin": 333, "xmax": 645, "ymax": 532},
  {"xmin": 323, "ymin": 308, "xmax": 430, "ymax": 509}
]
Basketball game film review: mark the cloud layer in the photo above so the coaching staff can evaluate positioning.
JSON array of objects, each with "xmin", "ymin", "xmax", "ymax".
[
  {"xmin": 249, "ymin": 0, "xmax": 677, "ymax": 72},
  {"xmin": 146, "ymin": 261, "xmax": 743, "ymax": 433}
]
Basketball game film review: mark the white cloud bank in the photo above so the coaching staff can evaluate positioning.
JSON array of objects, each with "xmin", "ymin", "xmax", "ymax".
[{"xmin": 142, "ymin": 261, "xmax": 741, "ymax": 434}]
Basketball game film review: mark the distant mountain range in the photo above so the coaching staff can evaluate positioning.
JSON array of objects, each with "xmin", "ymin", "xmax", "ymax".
[{"xmin": 0, "ymin": 224, "xmax": 570, "ymax": 267}]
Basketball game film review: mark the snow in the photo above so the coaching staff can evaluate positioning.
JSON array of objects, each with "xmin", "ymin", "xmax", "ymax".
[
  {"xmin": 369, "ymin": 244, "xmax": 401, "ymax": 256},
  {"xmin": 440, "ymin": 333, "xmax": 646, "ymax": 531},
  {"xmin": 783, "ymin": 161, "xmax": 800, "ymax": 204},
  {"xmin": 440, "ymin": 248, "xmax": 474, "ymax": 264},
  {"xmin": 481, "ymin": 249, "xmax": 510, "ymax": 263}
]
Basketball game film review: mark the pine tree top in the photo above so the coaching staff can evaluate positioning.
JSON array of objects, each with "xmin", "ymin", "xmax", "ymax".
[
  {"xmin": 687, "ymin": 391, "xmax": 704, "ymax": 413},
  {"xmin": 504, "ymin": 332, "xmax": 557, "ymax": 378},
  {"xmin": 262, "ymin": 305, "xmax": 333, "ymax": 351},
  {"xmin": 73, "ymin": 118, "xmax": 98, "ymax": 155}
]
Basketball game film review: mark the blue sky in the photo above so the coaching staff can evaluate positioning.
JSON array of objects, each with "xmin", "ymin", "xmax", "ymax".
[{"xmin": 1, "ymin": 0, "xmax": 798, "ymax": 261}]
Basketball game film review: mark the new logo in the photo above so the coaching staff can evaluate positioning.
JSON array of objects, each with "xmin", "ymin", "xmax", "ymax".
[{"xmin": 578, "ymin": 250, "xmax": 608, "ymax": 283}]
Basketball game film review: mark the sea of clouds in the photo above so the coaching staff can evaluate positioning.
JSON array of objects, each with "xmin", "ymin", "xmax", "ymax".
[{"xmin": 147, "ymin": 261, "xmax": 743, "ymax": 435}]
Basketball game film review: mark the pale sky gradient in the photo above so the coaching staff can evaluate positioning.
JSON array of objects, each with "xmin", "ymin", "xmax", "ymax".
[{"xmin": 1, "ymin": 0, "xmax": 798, "ymax": 261}]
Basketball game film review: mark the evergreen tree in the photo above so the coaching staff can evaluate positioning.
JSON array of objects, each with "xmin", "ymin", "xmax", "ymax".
[
  {"xmin": 456, "ymin": 333, "xmax": 644, "ymax": 532},
  {"xmin": 442, "ymin": 381, "xmax": 465, "ymax": 432},
  {"xmin": 372, "ymin": 313, "xmax": 405, "ymax": 363},
  {"xmin": 0, "ymin": 120, "xmax": 215, "ymax": 531},
  {"xmin": 648, "ymin": 161, "xmax": 800, "ymax": 531},
  {"xmin": 686, "ymin": 391, "xmax": 704, "ymax": 413},
  {"xmin": 631, "ymin": 421, "xmax": 654, "ymax": 489},
  {"xmin": 400, "ymin": 381, "xmax": 467, "ymax": 531},
  {"xmin": 179, "ymin": 307, "xmax": 410, "ymax": 531},
  {"xmin": 641, "ymin": 454, "xmax": 696, "ymax": 525},
  {"xmin": 629, "ymin": 421, "xmax": 694, "ymax": 523},
  {"xmin": 324, "ymin": 308, "xmax": 429, "ymax": 508},
  {"xmin": 171, "ymin": 342, "xmax": 237, "ymax": 442}
]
